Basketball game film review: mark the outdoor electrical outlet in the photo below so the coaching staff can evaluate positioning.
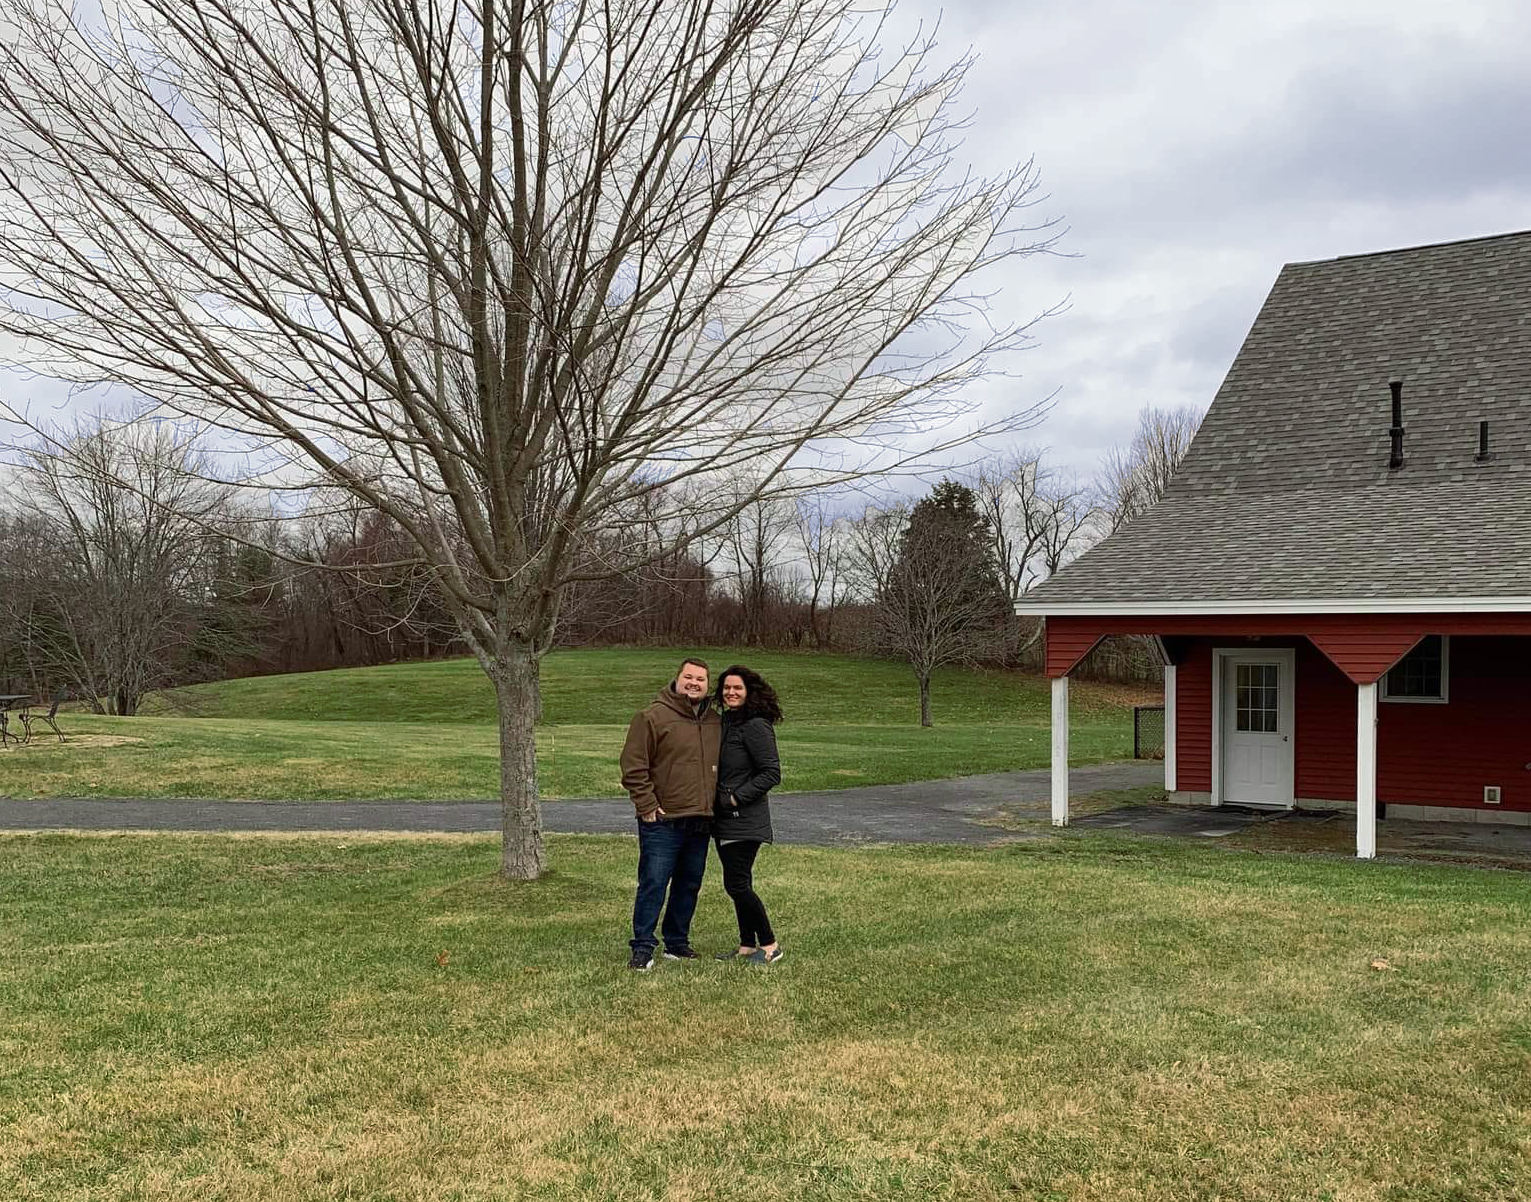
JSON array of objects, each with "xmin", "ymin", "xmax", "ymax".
[{"xmin": 1484, "ymin": 785, "xmax": 1502, "ymax": 805}]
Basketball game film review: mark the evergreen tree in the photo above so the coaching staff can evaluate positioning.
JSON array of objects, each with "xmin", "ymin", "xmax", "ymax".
[{"xmin": 876, "ymin": 480, "xmax": 1011, "ymax": 726}]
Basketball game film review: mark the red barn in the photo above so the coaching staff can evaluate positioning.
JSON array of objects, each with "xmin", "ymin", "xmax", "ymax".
[{"xmin": 1019, "ymin": 231, "xmax": 1531, "ymax": 858}]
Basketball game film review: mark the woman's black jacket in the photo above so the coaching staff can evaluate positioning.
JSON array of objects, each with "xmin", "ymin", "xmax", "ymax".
[{"xmin": 712, "ymin": 711, "xmax": 780, "ymax": 843}]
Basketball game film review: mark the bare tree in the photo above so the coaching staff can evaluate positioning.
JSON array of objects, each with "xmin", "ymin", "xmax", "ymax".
[
  {"xmin": 0, "ymin": 509, "xmax": 51, "ymax": 694},
  {"xmin": 842, "ymin": 499, "xmax": 909, "ymax": 605},
  {"xmin": 1095, "ymin": 405, "xmax": 1203, "ymax": 533},
  {"xmin": 722, "ymin": 488, "xmax": 795, "ymax": 647},
  {"xmin": 0, "ymin": 0, "xmax": 1056, "ymax": 878},
  {"xmin": 974, "ymin": 449, "xmax": 1046, "ymax": 603},
  {"xmin": 859, "ymin": 480, "xmax": 1008, "ymax": 726},
  {"xmin": 8, "ymin": 420, "xmax": 234, "ymax": 715},
  {"xmin": 974, "ymin": 449, "xmax": 1089, "ymax": 664},
  {"xmin": 556, "ymin": 486, "xmax": 714, "ymax": 646},
  {"xmin": 792, "ymin": 493, "xmax": 845, "ymax": 649},
  {"xmin": 974, "ymin": 449, "xmax": 1092, "ymax": 594},
  {"xmin": 1032, "ymin": 467, "xmax": 1092, "ymax": 578}
]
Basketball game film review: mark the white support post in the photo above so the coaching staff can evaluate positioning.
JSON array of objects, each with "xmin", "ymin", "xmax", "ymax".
[
  {"xmin": 1356, "ymin": 681, "xmax": 1378, "ymax": 860},
  {"xmin": 1163, "ymin": 664, "xmax": 1178, "ymax": 794},
  {"xmin": 1051, "ymin": 675, "xmax": 1070, "ymax": 827}
]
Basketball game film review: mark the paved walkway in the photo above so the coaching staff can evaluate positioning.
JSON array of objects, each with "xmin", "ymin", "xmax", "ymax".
[
  {"xmin": 8, "ymin": 763, "xmax": 1527, "ymax": 864},
  {"xmin": 0, "ymin": 761, "xmax": 1161, "ymax": 846},
  {"xmin": 1069, "ymin": 801, "xmax": 1531, "ymax": 862}
]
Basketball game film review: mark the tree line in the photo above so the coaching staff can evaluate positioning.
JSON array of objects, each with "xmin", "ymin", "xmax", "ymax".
[{"xmin": 0, "ymin": 407, "xmax": 1199, "ymax": 717}]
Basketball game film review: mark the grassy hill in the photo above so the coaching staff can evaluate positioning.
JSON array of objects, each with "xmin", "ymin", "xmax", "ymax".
[
  {"xmin": 146, "ymin": 646, "xmax": 1147, "ymax": 727},
  {"xmin": 5, "ymin": 649, "xmax": 1157, "ymax": 801}
]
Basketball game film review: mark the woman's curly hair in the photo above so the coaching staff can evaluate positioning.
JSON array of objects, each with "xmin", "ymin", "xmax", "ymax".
[{"xmin": 714, "ymin": 664, "xmax": 783, "ymax": 725}]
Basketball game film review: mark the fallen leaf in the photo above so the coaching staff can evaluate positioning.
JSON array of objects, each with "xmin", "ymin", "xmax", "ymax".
[
  {"xmin": 435, "ymin": 950, "xmax": 451, "ymax": 968},
  {"xmin": 1370, "ymin": 959, "xmax": 1393, "ymax": 971}
]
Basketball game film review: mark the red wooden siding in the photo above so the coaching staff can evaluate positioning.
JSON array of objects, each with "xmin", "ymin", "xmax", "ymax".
[
  {"xmin": 1046, "ymin": 613, "xmax": 1531, "ymax": 682},
  {"xmin": 1175, "ymin": 642, "xmax": 1213, "ymax": 793},
  {"xmin": 1293, "ymin": 643, "xmax": 1356, "ymax": 800},
  {"xmin": 1044, "ymin": 624, "xmax": 1104, "ymax": 678},
  {"xmin": 1169, "ymin": 634, "xmax": 1531, "ymax": 813},
  {"xmin": 1306, "ymin": 631, "xmax": 1428, "ymax": 683},
  {"xmin": 1378, "ymin": 636, "xmax": 1531, "ymax": 811}
]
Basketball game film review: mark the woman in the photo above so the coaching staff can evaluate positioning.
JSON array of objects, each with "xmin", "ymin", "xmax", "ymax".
[{"xmin": 711, "ymin": 665, "xmax": 783, "ymax": 964}]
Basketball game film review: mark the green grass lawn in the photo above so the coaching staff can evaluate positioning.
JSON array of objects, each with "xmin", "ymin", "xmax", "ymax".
[
  {"xmin": 145, "ymin": 647, "xmax": 1143, "ymax": 728},
  {"xmin": 3, "ymin": 831, "xmax": 1528, "ymax": 1200},
  {"xmin": 0, "ymin": 650, "xmax": 1150, "ymax": 800}
]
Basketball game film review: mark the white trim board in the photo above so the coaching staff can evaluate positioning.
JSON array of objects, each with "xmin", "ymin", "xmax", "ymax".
[
  {"xmin": 1163, "ymin": 664, "xmax": 1177, "ymax": 793},
  {"xmin": 1017, "ymin": 597, "xmax": 1531, "ymax": 616}
]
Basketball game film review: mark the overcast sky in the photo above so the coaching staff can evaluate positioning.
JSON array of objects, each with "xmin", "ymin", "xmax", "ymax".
[
  {"xmin": 908, "ymin": 0, "xmax": 1531, "ymax": 476},
  {"xmin": 5, "ymin": 0, "xmax": 1530, "ymax": 489}
]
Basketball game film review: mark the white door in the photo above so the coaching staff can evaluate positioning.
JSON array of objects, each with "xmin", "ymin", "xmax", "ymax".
[{"xmin": 1219, "ymin": 652, "xmax": 1294, "ymax": 808}]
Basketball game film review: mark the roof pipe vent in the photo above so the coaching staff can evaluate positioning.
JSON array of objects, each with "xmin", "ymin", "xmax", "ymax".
[
  {"xmin": 1476, "ymin": 420, "xmax": 1491, "ymax": 463},
  {"xmin": 1387, "ymin": 381, "xmax": 1405, "ymax": 470}
]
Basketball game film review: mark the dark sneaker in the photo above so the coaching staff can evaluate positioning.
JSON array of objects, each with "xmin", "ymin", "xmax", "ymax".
[
  {"xmin": 663, "ymin": 947, "xmax": 700, "ymax": 961},
  {"xmin": 746, "ymin": 946, "xmax": 783, "ymax": 965},
  {"xmin": 714, "ymin": 947, "xmax": 755, "ymax": 961},
  {"xmin": 628, "ymin": 950, "xmax": 654, "ymax": 971}
]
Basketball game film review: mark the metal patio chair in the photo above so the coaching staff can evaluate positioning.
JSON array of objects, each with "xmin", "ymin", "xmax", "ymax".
[{"xmin": 21, "ymin": 692, "xmax": 66, "ymax": 744}]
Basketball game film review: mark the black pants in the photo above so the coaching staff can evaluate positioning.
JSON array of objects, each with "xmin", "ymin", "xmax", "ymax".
[{"xmin": 716, "ymin": 840, "xmax": 775, "ymax": 947}]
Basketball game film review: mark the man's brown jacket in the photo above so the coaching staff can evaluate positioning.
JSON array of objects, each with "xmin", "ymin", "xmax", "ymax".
[{"xmin": 619, "ymin": 687, "xmax": 721, "ymax": 819}]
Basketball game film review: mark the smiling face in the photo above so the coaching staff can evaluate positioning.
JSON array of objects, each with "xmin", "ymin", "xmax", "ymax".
[
  {"xmin": 675, "ymin": 661, "xmax": 710, "ymax": 700},
  {"xmin": 720, "ymin": 674, "xmax": 747, "ymax": 710}
]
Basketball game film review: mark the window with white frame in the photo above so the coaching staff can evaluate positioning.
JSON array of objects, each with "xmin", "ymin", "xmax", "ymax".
[{"xmin": 1381, "ymin": 635, "xmax": 1448, "ymax": 703}]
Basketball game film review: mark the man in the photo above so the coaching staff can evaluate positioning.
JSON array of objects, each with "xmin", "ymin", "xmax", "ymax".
[{"xmin": 620, "ymin": 656, "xmax": 721, "ymax": 970}]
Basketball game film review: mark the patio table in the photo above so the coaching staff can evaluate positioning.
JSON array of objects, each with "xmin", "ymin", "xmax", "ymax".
[{"xmin": 0, "ymin": 695, "xmax": 29, "ymax": 747}]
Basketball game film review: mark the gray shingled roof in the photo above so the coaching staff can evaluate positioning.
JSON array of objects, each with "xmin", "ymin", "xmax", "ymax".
[{"xmin": 1025, "ymin": 230, "xmax": 1531, "ymax": 608}]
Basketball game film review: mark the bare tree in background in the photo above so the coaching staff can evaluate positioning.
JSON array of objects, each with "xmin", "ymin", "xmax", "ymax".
[
  {"xmin": 974, "ymin": 449, "xmax": 1091, "ymax": 662},
  {"xmin": 1096, "ymin": 406, "xmax": 1203, "ymax": 533},
  {"xmin": 557, "ymin": 484, "xmax": 716, "ymax": 646},
  {"xmin": 858, "ymin": 480, "xmax": 1008, "ymax": 726},
  {"xmin": 0, "ymin": 0, "xmax": 1056, "ymax": 878},
  {"xmin": 843, "ymin": 499, "xmax": 909, "ymax": 608},
  {"xmin": 9, "ymin": 421, "xmax": 234, "ymax": 715},
  {"xmin": 974, "ymin": 449, "xmax": 1046, "ymax": 603},
  {"xmin": 792, "ymin": 494, "xmax": 845, "ymax": 649},
  {"xmin": 0, "ymin": 510, "xmax": 50, "ymax": 694},
  {"xmin": 1033, "ymin": 468, "xmax": 1092, "ymax": 578},
  {"xmin": 721, "ymin": 487, "xmax": 795, "ymax": 647}
]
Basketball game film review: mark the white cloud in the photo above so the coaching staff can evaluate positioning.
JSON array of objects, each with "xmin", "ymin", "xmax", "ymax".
[
  {"xmin": 8, "ymin": 0, "xmax": 1531, "ymax": 487},
  {"xmin": 919, "ymin": 0, "xmax": 1531, "ymax": 474}
]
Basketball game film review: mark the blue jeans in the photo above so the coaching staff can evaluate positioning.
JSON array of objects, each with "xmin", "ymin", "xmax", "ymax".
[{"xmin": 631, "ymin": 817, "xmax": 710, "ymax": 956}]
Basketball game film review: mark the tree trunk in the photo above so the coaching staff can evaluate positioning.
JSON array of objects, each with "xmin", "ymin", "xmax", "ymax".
[
  {"xmin": 494, "ymin": 641, "xmax": 547, "ymax": 880},
  {"xmin": 918, "ymin": 673, "xmax": 932, "ymax": 728}
]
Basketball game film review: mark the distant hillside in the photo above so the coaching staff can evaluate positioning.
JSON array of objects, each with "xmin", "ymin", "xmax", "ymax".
[{"xmin": 147, "ymin": 647, "xmax": 1153, "ymax": 727}]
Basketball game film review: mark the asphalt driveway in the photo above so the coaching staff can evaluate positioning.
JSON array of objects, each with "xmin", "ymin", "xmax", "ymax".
[
  {"xmin": 0, "ymin": 761, "xmax": 1161, "ymax": 845},
  {"xmin": 7, "ymin": 762, "xmax": 1531, "ymax": 865}
]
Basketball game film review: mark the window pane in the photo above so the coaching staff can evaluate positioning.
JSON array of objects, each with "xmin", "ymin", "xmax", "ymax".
[
  {"xmin": 1384, "ymin": 635, "xmax": 1444, "ymax": 699},
  {"xmin": 1235, "ymin": 663, "xmax": 1280, "ymax": 732}
]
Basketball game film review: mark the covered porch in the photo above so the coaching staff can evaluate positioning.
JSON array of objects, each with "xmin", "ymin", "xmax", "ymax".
[{"xmin": 1044, "ymin": 612, "xmax": 1531, "ymax": 859}]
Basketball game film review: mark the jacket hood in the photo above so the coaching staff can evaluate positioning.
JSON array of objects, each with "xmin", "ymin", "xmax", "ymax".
[{"xmin": 655, "ymin": 685, "xmax": 711, "ymax": 720}]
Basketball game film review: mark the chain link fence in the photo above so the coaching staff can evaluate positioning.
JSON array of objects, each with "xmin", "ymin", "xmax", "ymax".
[{"xmin": 1133, "ymin": 705, "xmax": 1166, "ymax": 760}]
